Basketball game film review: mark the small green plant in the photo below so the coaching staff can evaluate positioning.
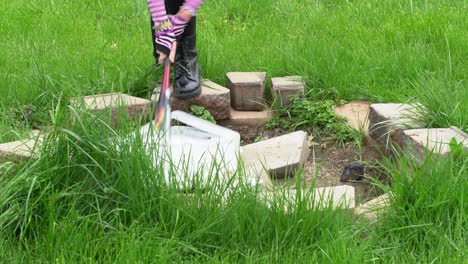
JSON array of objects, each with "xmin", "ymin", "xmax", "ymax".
[
  {"xmin": 254, "ymin": 136, "xmax": 266, "ymax": 142},
  {"xmin": 190, "ymin": 105, "xmax": 216, "ymax": 124},
  {"xmin": 449, "ymin": 137, "xmax": 467, "ymax": 158},
  {"xmin": 267, "ymin": 97, "xmax": 355, "ymax": 144},
  {"xmin": 327, "ymin": 122, "xmax": 355, "ymax": 146}
]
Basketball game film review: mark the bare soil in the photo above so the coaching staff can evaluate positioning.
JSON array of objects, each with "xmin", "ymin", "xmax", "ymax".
[{"xmin": 226, "ymin": 125, "xmax": 389, "ymax": 203}]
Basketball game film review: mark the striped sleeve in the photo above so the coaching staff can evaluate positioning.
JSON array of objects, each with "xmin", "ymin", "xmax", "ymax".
[
  {"xmin": 171, "ymin": 0, "xmax": 204, "ymax": 36},
  {"xmin": 147, "ymin": 0, "xmax": 168, "ymax": 24}
]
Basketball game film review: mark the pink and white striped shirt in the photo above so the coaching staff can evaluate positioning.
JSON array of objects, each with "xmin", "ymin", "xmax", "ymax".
[{"xmin": 148, "ymin": 0, "xmax": 204, "ymax": 55}]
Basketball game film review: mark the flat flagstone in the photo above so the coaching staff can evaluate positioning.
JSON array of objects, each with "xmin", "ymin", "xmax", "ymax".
[
  {"xmin": 226, "ymin": 72, "xmax": 265, "ymax": 111},
  {"xmin": 260, "ymin": 185, "xmax": 355, "ymax": 211},
  {"xmin": 271, "ymin": 76, "xmax": 305, "ymax": 107},
  {"xmin": 368, "ymin": 103, "xmax": 426, "ymax": 147},
  {"xmin": 151, "ymin": 80, "xmax": 231, "ymax": 120},
  {"xmin": 355, "ymin": 193, "xmax": 390, "ymax": 223},
  {"xmin": 219, "ymin": 108, "xmax": 271, "ymax": 127},
  {"xmin": 0, "ymin": 137, "xmax": 44, "ymax": 163},
  {"xmin": 313, "ymin": 185, "xmax": 355, "ymax": 209},
  {"xmin": 335, "ymin": 101, "xmax": 370, "ymax": 133},
  {"xmin": 400, "ymin": 126, "xmax": 467, "ymax": 162},
  {"xmin": 243, "ymin": 164, "xmax": 273, "ymax": 189},
  {"xmin": 241, "ymin": 131, "xmax": 310, "ymax": 178},
  {"xmin": 72, "ymin": 92, "xmax": 151, "ymax": 126}
]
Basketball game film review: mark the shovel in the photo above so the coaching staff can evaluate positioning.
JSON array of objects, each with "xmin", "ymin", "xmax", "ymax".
[{"xmin": 153, "ymin": 57, "xmax": 172, "ymax": 131}]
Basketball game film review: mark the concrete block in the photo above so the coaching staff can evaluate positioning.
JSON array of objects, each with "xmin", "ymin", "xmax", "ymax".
[
  {"xmin": 401, "ymin": 126, "xmax": 467, "ymax": 162},
  {"xmin": 152, "ymin": 80, "xmax": 230, "ymax": 120},
  {"xmin": 72, "ymin": 92, "xmax": 151, "ymax": 126},
  {"xmin": 252, "ymin": 72, "xmax": 267, "ymax": 86},
  {"xmin": 226, "ymin": 72, "xmax": 265, "ymax": 111},
  {"xmin": 241, "ymin": 131, "xmax": 310, "ymax": 178},
  {"xmin": 271, "ymin": 76, "xmax": 305, "ymax": 106},
  {"xmin": 368, "ymin": 103, "xmax": 425, "ymax": 146},
  {"xmin": 355, "ymin": 193, "xmax": 390, "ymax": 223},
  {"xmin": 219, "ymin": 108, "xmax": 271, "ymax": 127}
]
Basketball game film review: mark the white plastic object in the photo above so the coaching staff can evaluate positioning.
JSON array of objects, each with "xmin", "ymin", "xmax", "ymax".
[{"xmin": 140, "ymin": 111, "xmax": 240, "ymax": 189}]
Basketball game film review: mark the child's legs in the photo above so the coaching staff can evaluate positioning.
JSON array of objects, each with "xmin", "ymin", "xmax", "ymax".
[
  {"xmin": 165, "ymin": 0, "xmax": 197, "ymax": 41},
  {"xmin": 165, "ymin": 0, "xmax": 185, "ymax": 15}
]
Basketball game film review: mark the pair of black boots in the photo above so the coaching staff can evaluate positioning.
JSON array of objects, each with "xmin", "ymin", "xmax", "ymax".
[{"xmin": 150, "ymin": 3, "xmax": 201, "ymax": 99}]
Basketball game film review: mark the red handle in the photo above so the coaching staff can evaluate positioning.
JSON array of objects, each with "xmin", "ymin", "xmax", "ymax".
[{"xmin": 153, "ymin": 58, "xmax": 171, "ymax": 130}]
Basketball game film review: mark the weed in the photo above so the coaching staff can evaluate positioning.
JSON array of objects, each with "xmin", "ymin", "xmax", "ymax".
[
  {"xmin": 254, "ymin": 136, "xmax": 266, "ymax": 142},
  {"xmin": 449, "ymin": 137, "xmax": 467, "ymax": 159},
  {"xmin": 190, "ymin": 105, "xmax": 216, "ymax": 124},
  {"xmin": 267, "ymin": 97, "xmax": 355, "ymax": 144}
]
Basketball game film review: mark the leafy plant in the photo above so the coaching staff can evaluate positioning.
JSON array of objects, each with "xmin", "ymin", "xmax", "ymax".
[
  {"xmin": 449, "ymin": 137, "xmax": 467, "ymax": 158},
  {"xmin": 267, "ymin": 97, "xmax": 355, "ymax": 143},
  {"xmin": 190, "ymin": 105, "xmax": 216, "ymax": 124},
  {"xmin": 254, "ymin": 136, "xmax": 266, "ymax": 142}
]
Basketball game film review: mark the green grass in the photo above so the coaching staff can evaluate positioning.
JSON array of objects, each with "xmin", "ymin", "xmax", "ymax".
[
  {"xmin": 0, "ymin": 0, "xmax": 467, "ymax": 262},
  {"xmin": 0, "ymin": 109, "xmax": 466, "ymax": 262},
  {"xmin": 0, "ymin": 0, "xmax": 466, "ymax": 140}
]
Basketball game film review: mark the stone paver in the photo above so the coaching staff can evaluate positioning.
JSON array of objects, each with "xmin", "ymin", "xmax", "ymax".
[
  {"xmin": 260, "ymin": 185, "xmax": 355, "ymax": 211},
  {"xmin": 151, "ymin": 80, "xmax": 231, "ymax": 120},
  {"xmin": 271, "ymin": 76, "xmax": 305, "ymax": 106},
  {"xmin": 241, "ymin": 131, "xmax": 310, "ymax": 178},
  {"xmin": 219, "ymin": 108, "xmax": 271, "ymax": 127},
  {"xmin": 0, "ymin": 137, "xmax": 44, "ymax": 163},
  {"xmin": 72, "ymin": 92, "xmax": 151, "ymax": 126},
  {"xmin": 368, "ymin": 103, "xmax": 425, "ymax": 146},
  {"xmin": 335, "ymin": 101, "xmax": 370, "ymax": 133},
  {"xmin": 243, "ymin": 164, "xmax": 273, "ymax": 189},
  {"xmin": 355, "ymin": 193, "xmax": 390, "ymax": 223},
  {"xmin": 250, "ymin": 72, "xmax": 267, "ymax": 88},
  {"xmin": 400, "ymin": 126, "xmax": 467, "ymax": 162},
  {"xmin": 226, "ymin": 72, "xmax": 265, "ymax": 111},
  {"xmin": 312, "ymin": 185, "xmax": 355, "ymax": 210}
]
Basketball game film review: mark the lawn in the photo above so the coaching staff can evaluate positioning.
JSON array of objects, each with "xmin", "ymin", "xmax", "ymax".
[{"xmin": 0, "ymin": 0, "xmax": 467, "ymax": 262}]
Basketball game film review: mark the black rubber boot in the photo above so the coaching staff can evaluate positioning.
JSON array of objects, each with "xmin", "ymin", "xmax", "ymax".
[{"xmin": 173, "ymin": 17, "xmax": 201, "ymax": 99}]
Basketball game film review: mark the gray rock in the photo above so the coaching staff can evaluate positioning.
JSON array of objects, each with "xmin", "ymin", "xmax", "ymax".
[{"xmin": 340, "ymin": 162, "xmax": 365, "ymax": 181}]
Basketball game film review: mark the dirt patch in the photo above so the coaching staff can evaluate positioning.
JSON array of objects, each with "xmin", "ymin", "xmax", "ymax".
[
  {"xmin": 226, "ymin": 125, "xmax": 389, "ymax": 203},
  {"xmin": 303, "ymin": 142, "xmax": 387, "ymax": 203}
]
